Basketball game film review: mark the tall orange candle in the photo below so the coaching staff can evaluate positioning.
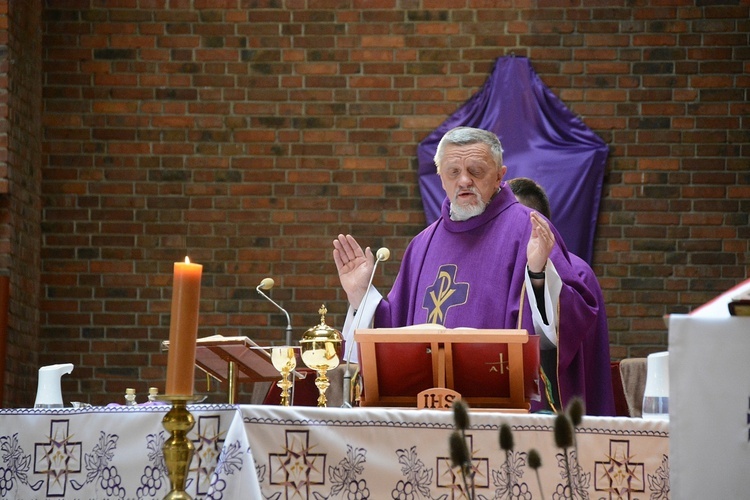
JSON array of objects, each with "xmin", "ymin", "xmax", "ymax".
[{"xmin": 165, "ymin": 257, "xmax": 203, "ymax": 395}]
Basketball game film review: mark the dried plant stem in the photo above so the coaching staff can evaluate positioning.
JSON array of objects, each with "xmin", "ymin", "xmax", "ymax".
[
  {"xmin": 449, "ymin": 430, "xmax": 474, "ymax": 500},
  {"xmin": 554, "ymin": 413, "xmax": 575, "ymax": 499},
  {"xmin": 566, "ymin": 397, "xmax": 585, "ymax": 499},
  {"xmin": 534, "ymin": 468, "xmax": 545, "ymax": 500},
  {"xmin": 563, "ymin": 448, "xmax": 573, "ymax": 499},
  {"xmin": 450, "ymin": 401, "xmax": 475, "ymax": 499},
  {"xmin": 506, "ymin": 450, "xmax": 512, "ymax": 499},
  {"xmin": 499, "ymin": 423, "xmax": 514, "ymax": 498},
  {"xmin": 464, "ymin": 429, "xmax": 475, "ymax": 500},
  {"xmin": 461, "ymin": 463, "xmax": 474, "ymax": 500},
  {"xmin": 528, "ymin": 448, "xmax": 544, "ymax": 500}
]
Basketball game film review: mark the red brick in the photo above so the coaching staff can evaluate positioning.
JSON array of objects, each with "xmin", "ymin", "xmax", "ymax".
[{"xmin": 0, "ymin": 1, "xmax": 736, "ymax": 406}]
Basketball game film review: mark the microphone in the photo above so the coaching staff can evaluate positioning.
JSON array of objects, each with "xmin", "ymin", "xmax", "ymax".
[
  {"xmin": 342, "ymin": 247, "xmax": 390, "ymax": 408},
  {"xmin": 256, "ymin": 278, "xmax": 293, "ymax": 346}
]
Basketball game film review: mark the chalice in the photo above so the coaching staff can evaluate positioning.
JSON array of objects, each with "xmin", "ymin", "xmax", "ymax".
[
  {"xmin": 300, "ymin": 305, "xmax": 342, "ymax": 407},
  {"xmin": 271, "ymin": 346, "xmax": 297, "ymax": 406}
]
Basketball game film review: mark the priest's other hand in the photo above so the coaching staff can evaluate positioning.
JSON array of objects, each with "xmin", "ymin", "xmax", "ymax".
[
  {"xmin": 333, "ymin": 234, "xmax": 374, "ymax": 308},
  {"xmin": 527, "ymin": 212, "xmax": 555, "ymax": 273}
]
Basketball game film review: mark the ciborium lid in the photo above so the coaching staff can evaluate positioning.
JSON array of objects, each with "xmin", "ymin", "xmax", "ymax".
[{"xmin": 301, "ymin": 304, "xmax": 342, "ymax": 344}]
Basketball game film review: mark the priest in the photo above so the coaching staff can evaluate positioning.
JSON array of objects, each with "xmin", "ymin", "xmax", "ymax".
[{"xmin": 333, "ymin": 126, "xmax": 615, "ymax": 415}]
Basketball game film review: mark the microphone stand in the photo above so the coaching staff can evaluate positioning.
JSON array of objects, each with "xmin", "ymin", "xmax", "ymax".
[
  {"xmin": 255, "ymin": 284, "xmax": 293, "ymax": 346},
  {"xmin": 342, "ymin": 248, "xmax": 389, "ymax": 408},
  {"xmin": 284, "ymin": 324, "xmax": 292, "ymax": 348},
  {"xmin": 256, "ymin": 279, "xmax": 296, "ymax": 403}
]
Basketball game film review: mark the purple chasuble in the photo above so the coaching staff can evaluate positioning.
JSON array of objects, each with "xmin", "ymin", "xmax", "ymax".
[
  {"xmin": 374, "ymin": 183, "xmax": 615, "ymax": 416},
  {"xmin": 561, "ymin": 253, "xmax": 616, "ymax": 416}
]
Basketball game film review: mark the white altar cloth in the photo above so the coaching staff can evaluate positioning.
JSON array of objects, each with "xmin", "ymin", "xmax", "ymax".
[
  {"xmin": 0, "ymin": 404, "xmax": 260, "ymax": 499},
  {"xmin": 0, "ymin": 404, "xmax": 669, "ymax": 499},
  {"xmin": 242, "ymin": 405, "xmax": 670, "ymax": 499}
]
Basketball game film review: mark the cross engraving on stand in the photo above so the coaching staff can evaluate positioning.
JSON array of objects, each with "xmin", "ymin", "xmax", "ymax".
[{"xmin": 486, "ymin": 352, "xmax": 508, "ymax": 374}]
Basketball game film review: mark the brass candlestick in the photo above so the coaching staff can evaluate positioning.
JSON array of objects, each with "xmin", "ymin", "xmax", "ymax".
[
  {"xmin": 160, "ymin": 395, "xmax": 203, "ymax": 500},
  {"xmin": 300, "ymin": 305, "xmax": 342, "ymax": 407}
]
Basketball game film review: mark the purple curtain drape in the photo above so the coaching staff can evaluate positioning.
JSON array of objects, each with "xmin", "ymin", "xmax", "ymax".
[{"xmin": 416, "ymin": 56, "xmax": 609, "ymax": 264}]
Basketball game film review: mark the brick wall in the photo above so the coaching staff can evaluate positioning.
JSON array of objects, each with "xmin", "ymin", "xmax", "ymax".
[
  {"xmin": 0, "ymin": 0, "xmax": 42, "ymax": 406},
  {"xmin": 37, "ymin": 1, "xmax": 749, "ymax": 407}
]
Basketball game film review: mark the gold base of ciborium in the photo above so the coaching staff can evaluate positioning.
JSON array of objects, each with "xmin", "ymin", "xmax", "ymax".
[
  {"xmin": 313, "ymin": 368, "xmax": 333, "ymax": 407},
  {"xmin": 158, "ymin": 395, "xmax": 205, "ymax": 500}
]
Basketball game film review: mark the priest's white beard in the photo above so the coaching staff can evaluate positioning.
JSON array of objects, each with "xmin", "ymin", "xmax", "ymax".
[{"xmin": 449, "ymin": 188, "xmax": 488, "ymax": 221}]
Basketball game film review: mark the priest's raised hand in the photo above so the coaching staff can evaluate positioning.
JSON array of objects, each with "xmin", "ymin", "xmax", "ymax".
[{"xmin": 332, "ymin": 233, "xmax": 374, "ymax": 309}]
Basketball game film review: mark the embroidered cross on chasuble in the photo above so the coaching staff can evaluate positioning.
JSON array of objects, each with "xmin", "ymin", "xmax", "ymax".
[{"xmin": 422, "ymin": 264, "xmax": 469, "ymax": 325}]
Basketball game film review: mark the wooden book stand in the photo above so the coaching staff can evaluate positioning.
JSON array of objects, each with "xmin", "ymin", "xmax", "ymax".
[{"xmin": 354, "ymin": 327, "xmax": 539, "ymax": 411}]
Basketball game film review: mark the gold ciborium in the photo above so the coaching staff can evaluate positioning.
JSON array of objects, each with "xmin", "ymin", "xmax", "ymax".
[
  {"xmin": 300, "ymin": 304, "xmax": 342, "ymax": 407},
  {"xmin": 271, "ymin": 346, "xmax": 297, "ymax": 406}
]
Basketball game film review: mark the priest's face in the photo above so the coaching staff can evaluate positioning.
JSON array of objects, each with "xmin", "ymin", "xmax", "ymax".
[{"xmin": 439, "ymin": 142, "xmax": 506, "ymax": 220}]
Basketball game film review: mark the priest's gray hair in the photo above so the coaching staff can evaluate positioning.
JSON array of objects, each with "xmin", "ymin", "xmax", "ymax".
[{"xmin": 434, "ymin": 126, "xmax": 505, "ymax": 174}]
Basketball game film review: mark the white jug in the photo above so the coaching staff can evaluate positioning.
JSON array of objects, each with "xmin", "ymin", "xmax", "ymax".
[{"xmin": 34, "ymin": 363, "xmax": 74, "ymax": 408}]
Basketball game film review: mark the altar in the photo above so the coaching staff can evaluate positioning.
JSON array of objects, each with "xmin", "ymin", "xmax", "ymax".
[{"xmin": 0, "ymin": 404, "xmax": 668, "ymax": 499}]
